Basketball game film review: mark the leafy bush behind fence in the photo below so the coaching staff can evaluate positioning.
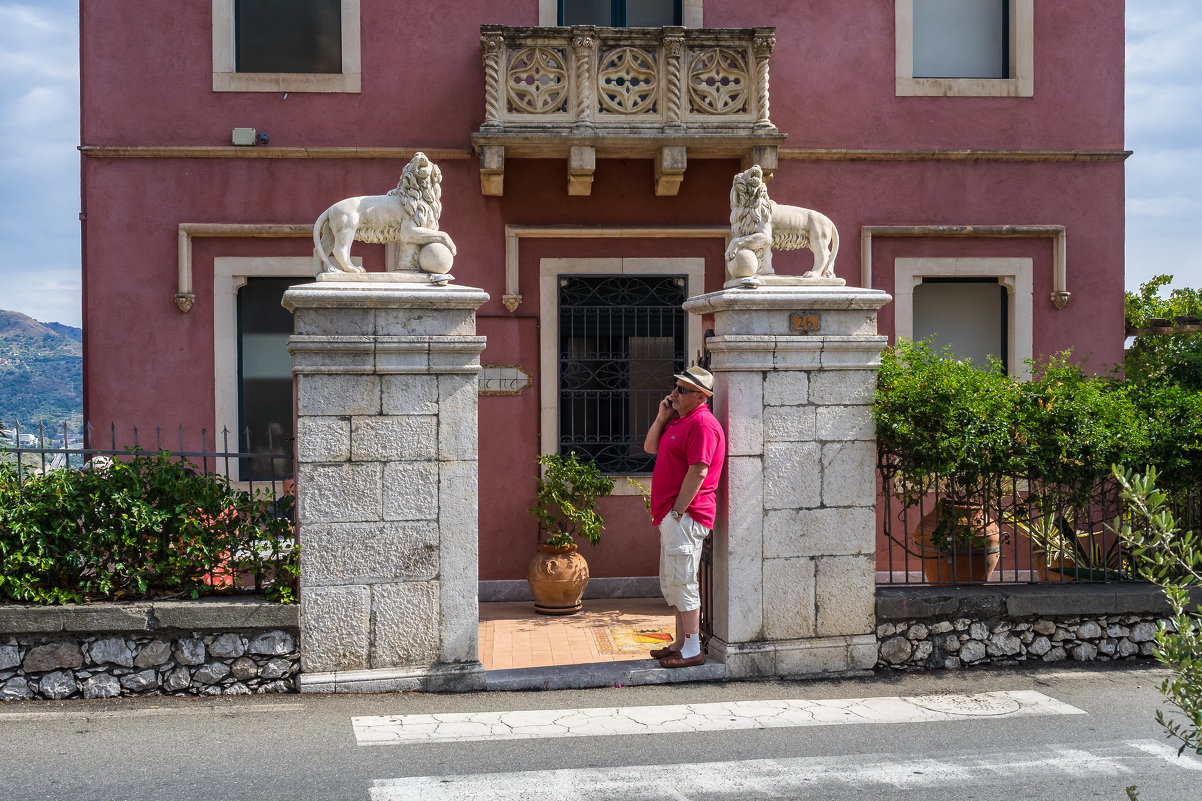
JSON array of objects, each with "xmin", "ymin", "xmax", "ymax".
[
  {"xmin": 0, "ymin": 451, "xmax": 297, "ymax": 605},
  {"xmin": 875, "ymin": 339, "xmax": 1202, "ymax": 582}
]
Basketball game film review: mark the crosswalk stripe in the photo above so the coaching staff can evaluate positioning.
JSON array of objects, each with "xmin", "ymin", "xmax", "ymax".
[
  {"xmin": 352, "ymin": 690, "xmax": 1083, "ymax": 746},
  {"xmin": 368, "ymin": 739, "xmax": 1202, "ymax": 801}
]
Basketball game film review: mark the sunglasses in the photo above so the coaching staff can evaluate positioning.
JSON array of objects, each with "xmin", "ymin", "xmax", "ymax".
[{"xmin": 671, "ymin": 384, "xmax": 701, "ymax": 395}]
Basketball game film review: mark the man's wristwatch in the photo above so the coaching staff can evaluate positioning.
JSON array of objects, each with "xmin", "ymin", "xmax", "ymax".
[{"xmin": 670, "ymin": 510, "xmax": 684, "ymax": 522}]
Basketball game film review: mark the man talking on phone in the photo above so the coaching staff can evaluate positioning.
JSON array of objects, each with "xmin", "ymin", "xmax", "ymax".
[{"xmin": 642, "ymin": 365, "xmax": 726, "ymax": 668}]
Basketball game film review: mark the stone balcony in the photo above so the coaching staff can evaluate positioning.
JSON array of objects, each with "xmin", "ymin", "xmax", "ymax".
[{"xmin": 472, "ymin": 25, "xmax": 785, "ymax": 196}]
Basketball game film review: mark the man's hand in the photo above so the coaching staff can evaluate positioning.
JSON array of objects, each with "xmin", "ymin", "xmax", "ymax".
[
  {"xmin": 645, "ymin": 395, "xmax": 676, "ymax": 455},
  {"xmin": 656, "ymin": 395, "xmax": 675, "ymax": 423}
]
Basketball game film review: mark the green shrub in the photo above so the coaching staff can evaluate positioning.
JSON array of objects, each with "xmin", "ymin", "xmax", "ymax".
[
  {"xmin": 0, "ymin": 451, "xmax": 297, "ymax": 604},
  {"xmin": 1125, "ymin": 275, "xmax": 1202, "ymax": 392},
  {"xmin": 874, "ymin": 339, "xmax": 1017, "ymax": 502},
  {"xmin": 876, "ymin": 340, "xmax": 1186, "ymax": 497},
  {"xmin": 1113, "ymin": 466, "xmax": 1202, "ymax": 755},
  {"xmin": 529, "ymin": 452, "xmax": 615, "ymax": 549}
]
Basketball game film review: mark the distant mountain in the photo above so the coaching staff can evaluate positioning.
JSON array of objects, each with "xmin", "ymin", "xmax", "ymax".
[{"xmin": 0, "ymin": 309, "xmax": 83, "ymax": 433}]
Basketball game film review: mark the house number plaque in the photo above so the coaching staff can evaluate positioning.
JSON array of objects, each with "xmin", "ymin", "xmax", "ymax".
[{"xmin": 789, "ymin": 312, "xmax": 822, "ymax": 334}]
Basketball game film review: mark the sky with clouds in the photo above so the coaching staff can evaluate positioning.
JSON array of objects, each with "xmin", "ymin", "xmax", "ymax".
[{"xmin": 0, "ymin": 1, "xmax": 1198, "ymax": 328}]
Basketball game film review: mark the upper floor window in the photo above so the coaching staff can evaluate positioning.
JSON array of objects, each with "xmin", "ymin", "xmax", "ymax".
[
  {"xmin": 895, "ymin": 0, "xmax": 1033, "ymax": 97},
  {"xmin": 559, "ymin": 0, "xmax": 681, "ymax": 27},
  {"xmin": 913, "ymin": 0, "xmax": 1007, "ymax": 79},
  {"xmin": 212, "ymin": 0, "xmax": 361, "ymax": 93},
  {"xmin": 236, "ymin": 0, "xmax": 342, "ymax": 74}
]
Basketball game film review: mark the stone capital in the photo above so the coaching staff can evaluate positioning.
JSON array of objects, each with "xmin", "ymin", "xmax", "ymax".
[
  {"xmin": 283, "ymin": 280, "xmax": 490, "ymax": 313},
  {"xmin": 684, "ymin": 285, "xmax": 892, "ymax": 316}
]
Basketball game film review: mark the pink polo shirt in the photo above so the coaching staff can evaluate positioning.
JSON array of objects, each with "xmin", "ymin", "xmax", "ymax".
[{"xmin": 650, "ymin": 404, "xmax": 726, "ymax": 529}]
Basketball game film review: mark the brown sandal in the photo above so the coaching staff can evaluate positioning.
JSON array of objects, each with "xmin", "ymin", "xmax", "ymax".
[{"xmin": 649, "ymin": 646, "xmax": 679, "ymax": 659}]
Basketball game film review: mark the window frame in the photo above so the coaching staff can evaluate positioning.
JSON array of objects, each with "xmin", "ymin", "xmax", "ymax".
[
  {"xmin": 214, "ymin": 256, "xmax": 359, "ymax": 480},
  {"xmin": 212, "ymin": 0, "xmax": 362, "ymax": 93},
  {"xmin": 894, "ymin": 257, "xmax": 1033, "ymax": 379},
  {"xmin": 540, "ymin": 0, "xmax": 700, "ymax": 27},
  {"xmin": 895, "ymin": 0, "xmax": 1033, "ymax": 98},
  {"xmin": 539, "ymin": 257, "xmax": 704, "ymax": 487}
]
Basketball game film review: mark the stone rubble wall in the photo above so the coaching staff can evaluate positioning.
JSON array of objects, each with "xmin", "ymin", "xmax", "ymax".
[
  {"xmin": 877, "ymin": 615, "xmax": 1162, "ymax": 671},
  {"xmin": 0, "ymin": 597, "xmax": 299, "ymax": 701},
  {"xmin": 0, "ymin": 630, "xmax": 299, "ymax": 701},
  {"xmin": 875, "ymin": 584, "xmax": 1180, "ymax": 672}
]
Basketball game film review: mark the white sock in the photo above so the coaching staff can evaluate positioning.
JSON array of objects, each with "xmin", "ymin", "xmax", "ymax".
[{"xmin": 679, "ymin": 633, "xmax": 701, "ymax": 659}]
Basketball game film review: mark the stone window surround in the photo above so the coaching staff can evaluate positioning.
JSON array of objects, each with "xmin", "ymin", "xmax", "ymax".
[
  {"xmin": 893, "ymin": 257, "xmax": 1033, "ymax": 379},
  {"xmin": 212, "ymin": 0, "xmax": 362, "ymax": 93},
  {"xmin": 538, "ymin": 0, "xmax": 703, "ymax": 27},
  {"xmin": 213, "ymin": 256, "xmax": 359, "ymax": 480},
  {"xmin": 895, "ymin": 0, "xmax": 1034, "ymax": 97},
  {"xmin": 539, "ymin": 257, "xmax": 705, "ymax": 493}
]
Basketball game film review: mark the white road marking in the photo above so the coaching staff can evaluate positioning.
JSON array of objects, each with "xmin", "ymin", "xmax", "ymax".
[
  {"xmin": 0, "ymin": 702, "xmax": 304, "ymax": 721},
  {"xmin": 1129, "ymin": 738, "xmax": 1202, "ymax": 769},
  {"xmin": 352, "ymin": 690, "xmax": 1083, "ymax": 746},
  {"xmin": 368, "ymin": 739, "xmax": 1197, "ymax": 801}
]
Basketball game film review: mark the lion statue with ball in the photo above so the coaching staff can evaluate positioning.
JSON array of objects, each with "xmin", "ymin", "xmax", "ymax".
[
  {"xmin": 313, "ymin": 151, "xmax": 457, "ymax": 279},
  {"xmin": 724, "ymin": 164, "xmax": 841, "ymax": 286}
]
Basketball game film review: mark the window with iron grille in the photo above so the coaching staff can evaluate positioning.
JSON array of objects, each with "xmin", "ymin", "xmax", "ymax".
[{"xmin": 558, "ymin": 275, "xmax": 686, "ymax": 474}]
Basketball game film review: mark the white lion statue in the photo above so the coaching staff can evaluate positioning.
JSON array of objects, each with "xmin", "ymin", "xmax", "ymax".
[
  {"xmin": 313, "ymin": 152, "xmax": 457, "ymax": 277},
  {"xmin": 724, "ymin": 165, "xmax": 841, "ymax": 285}
]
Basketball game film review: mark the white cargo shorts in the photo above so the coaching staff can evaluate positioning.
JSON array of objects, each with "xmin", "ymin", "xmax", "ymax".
[{"xmin": 658, "ymin": 513, "xmax": 708, "ymax": 611}]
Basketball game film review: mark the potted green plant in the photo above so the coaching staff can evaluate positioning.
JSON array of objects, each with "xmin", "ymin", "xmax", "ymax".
[
  {"xmin": 526, "ymin": 452, "xmax": 615, "ymax": 615},
  {"xmin": 910, "ymin": 496, "xmax": 1001, "ymax": 584}
]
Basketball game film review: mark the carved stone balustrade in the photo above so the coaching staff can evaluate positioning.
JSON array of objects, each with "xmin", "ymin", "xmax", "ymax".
[{"xmin": 473, "ymin": 25, "xmax": 785, "ymax": 196}]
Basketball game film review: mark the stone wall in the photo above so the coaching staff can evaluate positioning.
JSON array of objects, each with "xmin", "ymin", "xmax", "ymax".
[
  {"xmin": 876, "ymin": 584, "xmax": 1173, "ymax": 671},
  {"xmin": 0, "ymin": 598, "xmax": 298, "ymax": 701}
]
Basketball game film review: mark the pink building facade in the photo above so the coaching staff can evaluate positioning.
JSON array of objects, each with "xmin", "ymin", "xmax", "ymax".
[{"xmin": 80, "ymin": 1, "xmax": 1127, "ymax": 585}]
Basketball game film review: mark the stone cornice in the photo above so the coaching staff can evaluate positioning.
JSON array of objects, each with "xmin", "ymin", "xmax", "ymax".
[
  {"xmin": 780, "ymin": 148, "xmax": 1131, "ymax": 162},
  {"xmin": 79, "ymin": 146, "xmax": 473, "ymax": 160},
  {"xmin": 80, "ymin": 145, "xmax": 1130, "ymax": 162}
]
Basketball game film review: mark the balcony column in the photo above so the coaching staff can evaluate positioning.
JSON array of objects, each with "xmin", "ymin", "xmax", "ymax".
[
  {"xmin": 753, "ymin": 29, "xmax": 775, "ymax": 128},
  {"xmin": 662, "ymin": 29, "xmax": 686, "ymax": 131},
  {"xmin": 480, "ymin": 30, "xmax": 505, "ymax": 129},
  {"xmin": 571, "ymin": 27, "xmax": 597, "ymax": 133}
]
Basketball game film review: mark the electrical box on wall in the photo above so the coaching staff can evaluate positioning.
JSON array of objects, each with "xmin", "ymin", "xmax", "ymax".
[{"xmin": 232, "ymin": 128, "xmax": 257, "ymax": 146}]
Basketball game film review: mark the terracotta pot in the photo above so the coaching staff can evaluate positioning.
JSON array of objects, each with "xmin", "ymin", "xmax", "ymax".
[
  {"xmin": 526, "ymin": 542, "xmax": 590, "ymax": 615},
  {"xmin": 1033, "ymin": 552, "xmax": 1077, "ymax": 582},
  {"xmin": 911, "ymin": 501, "xmax": 1001, "ymax": 585}
]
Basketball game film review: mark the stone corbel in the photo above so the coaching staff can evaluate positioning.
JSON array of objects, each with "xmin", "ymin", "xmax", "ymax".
[
  {"xmin": 1050, "ymin": 228, "xmax": 1070, "ymax": 308},
  {"xmin": 741, "ymin": 145, "xmax": 778, "ymax": 181},
  {"xmin": 568, "ymin": 145, "xmax": 595, "ymax": 196},
  {"xmin": 480, "ymin": 145, "xmax": 504, "ymax": 197},
  {"xmin": 655, "ymin": 146, "xmax": 687, "ymax": 196}
]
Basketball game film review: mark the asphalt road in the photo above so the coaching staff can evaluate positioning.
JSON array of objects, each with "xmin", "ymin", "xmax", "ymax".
[{"xmin": 2, "ymin": 661, "xmax": 1198, "ymax": 800}]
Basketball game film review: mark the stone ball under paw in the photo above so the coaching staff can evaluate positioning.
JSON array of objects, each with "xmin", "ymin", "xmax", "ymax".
[
  {"xmin": 419, "ymin": 242, "xmax": 454, "ymax": 274},
  {"xmin": 728, "ymin": 248, "xmax": 759, "ymax": 279}
]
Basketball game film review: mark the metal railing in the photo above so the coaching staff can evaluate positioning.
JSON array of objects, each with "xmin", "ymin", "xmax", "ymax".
[
  {"xmin": 875, "ymin": 452, "xmax": 1145, "ymax": 585},
  {"xmin": 1, "ymin": 421, "xmax": 292, "ymax": 490}
]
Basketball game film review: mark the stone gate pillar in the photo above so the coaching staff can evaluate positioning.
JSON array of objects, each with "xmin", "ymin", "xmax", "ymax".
[
  {"xmin": 283, "ymin": 277, "xmax": 489, "ymax": 692},
  {"xmin": 683, "ymin": 285, "xmax": 891, "ymax": 678}
]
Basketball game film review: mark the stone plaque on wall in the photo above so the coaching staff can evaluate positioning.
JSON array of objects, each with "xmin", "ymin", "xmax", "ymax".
[{"xmin": 478, "ymin": 363, "xmax": 532, "ymax": 396}]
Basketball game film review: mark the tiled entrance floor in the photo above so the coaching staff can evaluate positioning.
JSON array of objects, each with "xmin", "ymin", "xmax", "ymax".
[{"xmin": 479, "ymin": 597, "xmax": 675, "ymax": 671}]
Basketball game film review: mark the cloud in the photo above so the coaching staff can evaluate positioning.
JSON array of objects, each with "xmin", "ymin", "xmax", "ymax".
[
  {"xmin": 0, "ymin": 1, "xmax": 80, "ymax": 326},
  {"xmin": 1125, "ymin": 1, "xmax": 1202, "ymax": 291}
]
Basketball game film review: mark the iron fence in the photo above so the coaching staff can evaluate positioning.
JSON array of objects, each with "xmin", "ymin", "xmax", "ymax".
[
  {"xmin": 1, "ymin": 421, "xmax": 292, "ymax": 490},
  {"xmin": 875, "ymin": 452, "xmax": 1200, "ymax": 586}
]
